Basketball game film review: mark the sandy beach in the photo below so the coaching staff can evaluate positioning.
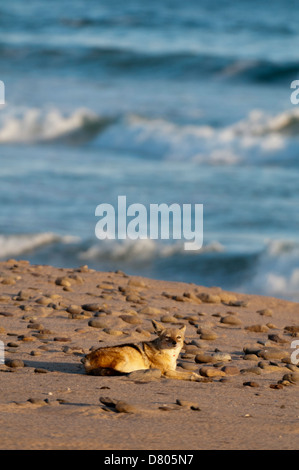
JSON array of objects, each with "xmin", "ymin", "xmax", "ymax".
[{"xmin": 0, "ymin": 258, "xmax": 298, "ymax": 450}]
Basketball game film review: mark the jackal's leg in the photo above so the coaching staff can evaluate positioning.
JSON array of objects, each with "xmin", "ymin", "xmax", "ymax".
[{"xmin": 163, "ymin": 370, "xmax": 202, "ymax": 382}]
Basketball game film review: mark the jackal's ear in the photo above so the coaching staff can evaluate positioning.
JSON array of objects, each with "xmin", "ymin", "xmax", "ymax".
[
  {"xmin": 152, "ymin": 320, "xmax": 164, "ymax": 334},
  {"xmin": 179, "ymin": 324, "xmax": 186, "ymax": 335}
]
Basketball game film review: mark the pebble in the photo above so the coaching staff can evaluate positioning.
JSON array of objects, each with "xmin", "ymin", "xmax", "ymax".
[
  {"xmin": 66, "ymin": 305, "xmax": 82, "ymax": 315},
  {"xmin": 220, "ymin": 315, "xmax": 242, "ymax": 326},
  {"xmin": 218, "ymin": 292, "xmax": 237, "ymax": 303},
  {"xmin": 96, "ymin": 307, "xmax": 113, "ymax": 315},
  {"xmin": 270, "ymin": 384, "xmax": 284, "ymax": 390},
  {"xmin": 257, "ymin": 308, "xmax": 273, "ymax": 317},
  {"xmin": 5, "ymin": 359, "xmax": 24, "ymax": 368},
  {"xmin": 82, "ymin": 303, "xmax": 102, "ymax": 312},
  {"xmin": 138, "ymin": 306, "xmax": 161, "ymax": 316},
  {"xmin": 183, "ymin": 345, "xmax": 201, "ymax": 354},
  {"xmin": 190, "ymin": 339, "xmax": 202, "ymax": 348},
  {"xmin": 212, "ymin": 352, "xmax": 231, "ymax": 362},
  {"xmin": 172, "ymin": 295, "xmax": 188, "ymax": 302},
  {"xmin": 0, "ymin": 295, "xmax": 11, "ymax": 302},
  {"xmin": 284, "ymin": 326, "xmax": 299, "ymax": 334},
  {"xmin": 99, "ymin": 396, "xmax": 118, "ymax": 408},
  {"xmin": 197, "ymin": 293, "xmax": 221, "ymax": 304},
  {"xmin": 181, "ymin": 353, "xmax": 196, "ymax": 359},
  {"xmin": 88, "ymin": 319, "xmax": 108, "ymax": 329},
  {"xmin": 243, "ymin": 354, "xmax": 259, "ymax": 361},
  {"xmin": 115, "ymin": 401, "xmax": 138, "ymax": 413},
  {"xmin": 183, "ymin": 292, "xmax": 202, "ymax": 303},
  {"xmin": 245, "ymin": 324, "xmax": 269, "ymax": 333},
  {"xmin": 257, "ymin": 348, "xmax": 288, "ymax": 361},
  {"xmin": 20, "ymin": 305, "xmax": 32, "ymax": 312},
  {"xmin": 27, "ymin": 323, "xmax": 44, "ymax": 330},
  {"xmin": 63, "ymin": 286, "xmax": 73, "ymax": 292},
  {"xmin": 268, "ymin": 334, "xmax": 288, "ymax": 344},
  {"xmin": 35, "ymin": 296, "xmax": 51, "ymax": 305},
  {"xmin": 197, "ymin": 328, "xmax": 218, "ymax": 341},
  {"xmin": 55, "ymin": 277, "xmax": 71, "ymax": 287},
  {"xmin": 160, "ymin": 315, "xmax": 178, "ymax": 323},
  {"xmin": 54, "ymin": 337, "xmax": 71, "ymax": 342},
  {"xmin": 1, "ymin": 277, "xmax": 16, "ymax": 285},
  {"xmin": 161, "ymin": 292, "xmax": 173, "ymax": 299},
  {"xmin": 199, "ymin": 366, "xmax": 226, "ymax": 378},
  {"xmin": 282, "ymin": 373, "xmax": 299, "ymax": 384},
  {"xmin": 126, "ymin": 294, "xmax": 141, "ymax": 303},
  {"xmin": 221, "ymin": 366, "xmax": 239, "ymax": 376},
  {"xmin": 0, "ymin": 312, "xmax": 14, "ymax": 317},
  {"xmin": 286, "ymin": 364, "xmax": 298, "ymax": 371},
  {"xmin": 243, "ymin": 344, "xmax": 262, "ymax": 355},
  {"xmin": 119, "ymin": 315, "xmax": 142, "ymax": 325},
  {"xmin": 68, "ymin": 273, "xmax": 84, "ymax": 284},
  {"xmin": 227, "ymin": 300, "xmax": 249, "ymax": 307},
  {"xmin": 34, "ymin": 368, "xmax": 49, "ymax": 373},
  {"xmin": 127, "ymin": 279, "xmax": 147, "ymax": 288},
  {"xmin": 33, "ymin": 306, "xmax": 52, "ymax": 316},
  {"xmin": 103, "ymin": 328, "xmax": 123, "ymax": 336},
  {"xmin": 77, "ymin": 265, "xmax": 90, "ymax": 273},
  {"xmin": 184, "ymin": 314, "xmax": 200, "ymax": 322},
  {"xmin": 16, "ymin": 290, "xmax": 32, "ymax": 301},
  {"xmin": 258, "ymin": 363, "xmax": 282, "ymax": 372},
  {"xmin": 30, "ymin": 350, "xmax": 42, "ymax": 356},
  {"xmin": 195, "ymin": 353, "xmax": 217, "ymax": 364},
  {"xmin": 243, "ymin": 381, "xmax": 259, "ymax": 387}
]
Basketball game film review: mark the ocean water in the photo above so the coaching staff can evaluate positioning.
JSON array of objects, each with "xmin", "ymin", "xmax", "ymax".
[{"xmin": 0, "ymin": 0, "xmax": 299, "ymax": 301}]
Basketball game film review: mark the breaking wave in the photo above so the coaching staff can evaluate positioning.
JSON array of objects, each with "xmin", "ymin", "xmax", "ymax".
[
  {"xmin": 0, "ymin": 107, "xmax": 113, "ymax": 144},
  {"xmin": 0, "ymin": 232, "xmax": 79, "ymax": 259},
  {"xmin": 93, "ymin": 108, "xmax": 299, "ymax": 163},
  {"xmin": 239, "ymin": 239, "xmax": 299, "ymax": 302},
  {"xmin": 0, "ymin": 106, "xmax": 298, "ymax": 165},
  {"xmin": 79, "ymin": 238, "xmax": 225, "ymax": 262}
]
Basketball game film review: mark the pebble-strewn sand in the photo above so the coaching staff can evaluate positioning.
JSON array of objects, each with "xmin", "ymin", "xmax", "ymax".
[{"xmin": 0, "ymin": 259, "xmax": 298, "ymax": 450}]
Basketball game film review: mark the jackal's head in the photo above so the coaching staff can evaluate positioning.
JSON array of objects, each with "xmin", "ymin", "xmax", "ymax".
[{"xmin": 151, "ymin": 320, "xmax": 186, "ymax": 350}]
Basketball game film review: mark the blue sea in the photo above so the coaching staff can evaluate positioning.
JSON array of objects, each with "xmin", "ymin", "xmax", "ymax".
[{"xmin": 0, "ymin": 0, "xmax": 299, "ymax": 301}]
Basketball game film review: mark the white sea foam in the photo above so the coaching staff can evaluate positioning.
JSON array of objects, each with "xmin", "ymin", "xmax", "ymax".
[
  {"xmin": 0, "ymin": 106, "xmax": 297, "ymax": 164},
  {"xmin": 0, "ymin": 107, "xmax": 107, "ymax": 144},
  {"xmin": 79, "ymin": 238, "xmax": 224, "ymax": 262},
  {"xmin": 0, "ymin": 233, "xmax": 78, "ymax": 259},
  {"xmin": 94, "ymin": 108, "xmax": 298, "ymax": 163},
  {"xmin": 239, "ymin": 238, "xmax": 299, "ymax": 301}
]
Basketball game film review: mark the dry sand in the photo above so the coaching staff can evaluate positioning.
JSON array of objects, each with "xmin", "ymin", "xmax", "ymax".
[{"xmin": 0, "ymin": 259, "xmax": 298, "ymax": 450}]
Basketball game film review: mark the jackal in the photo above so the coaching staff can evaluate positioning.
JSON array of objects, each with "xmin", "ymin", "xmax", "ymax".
[{"xmin": 83, "ymin": 320, "xmax": 201, "ymax": 381}]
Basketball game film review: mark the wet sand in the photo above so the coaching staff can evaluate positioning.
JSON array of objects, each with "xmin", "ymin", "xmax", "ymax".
[{"xmin": 0, "ymin": 259, "xmax": 298, "ymax": 450}]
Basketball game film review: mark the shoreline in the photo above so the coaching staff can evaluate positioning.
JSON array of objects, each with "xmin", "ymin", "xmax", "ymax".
[{"xmin": 0, "ymin": 259, "xmax": 298, "ymax": 450}]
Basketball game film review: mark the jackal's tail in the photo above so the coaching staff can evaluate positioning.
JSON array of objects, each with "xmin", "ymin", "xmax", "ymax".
[{"xmin": 81, "ymin": 354, "xmax": 124, "ymax": 376}]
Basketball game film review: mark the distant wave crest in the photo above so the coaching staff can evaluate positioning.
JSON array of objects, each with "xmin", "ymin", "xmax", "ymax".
[
  {"xmin": 79, "ymin": 238, "xmax": 224, "ymax": 262},
  {"xmin": 1, "ymin": 106, "xmax": 299, "ymax": 165},
  {"xmin": 0, "ymin": 107, "xmax": 114, "ymax": 144},
  {"xmin": 0, "ymin": 232, "xmax": 78, "ymax": 259}
]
